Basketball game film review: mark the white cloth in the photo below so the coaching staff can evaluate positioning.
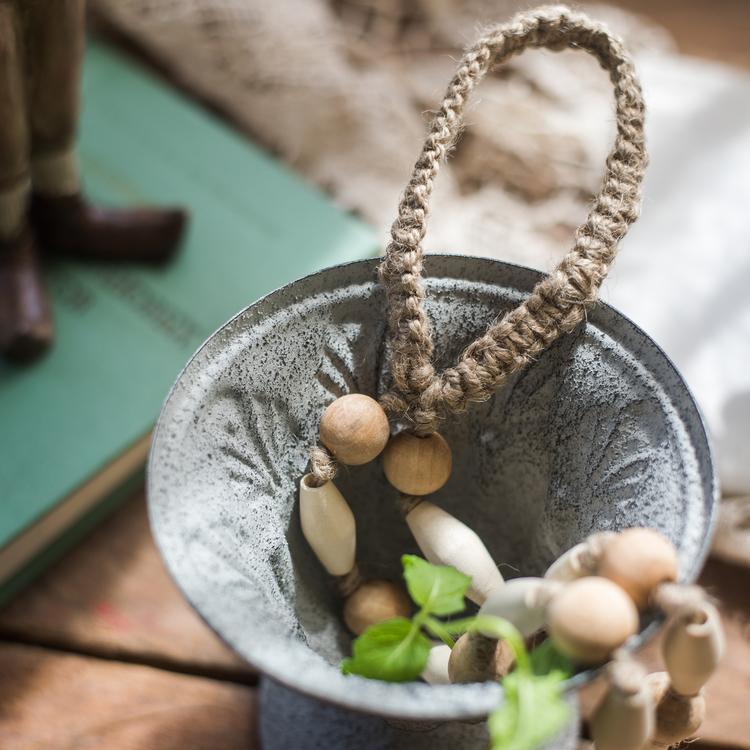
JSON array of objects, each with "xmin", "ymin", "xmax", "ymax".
[{"xmin": 602, "ymin": 54, "xmax": 750, "ymax": 496}]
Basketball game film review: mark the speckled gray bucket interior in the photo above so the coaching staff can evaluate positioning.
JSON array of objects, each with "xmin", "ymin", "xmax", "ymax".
[{"xmin": 148, "ymin": 255, "xmax": 716, "ymax": 722}]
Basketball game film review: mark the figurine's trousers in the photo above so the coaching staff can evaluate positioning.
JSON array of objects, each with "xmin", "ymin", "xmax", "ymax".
[{"xmin": 0, "ymin": 0, "xmax": 85, "ymax": 192}]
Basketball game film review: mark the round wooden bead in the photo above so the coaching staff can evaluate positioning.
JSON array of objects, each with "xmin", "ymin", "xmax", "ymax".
[
  {"xmin": 598, "ymin": 528, "xmax": 678, "ymax": 610},
  {"xmin": 382, "ymin": 432, "xmax": 452, "ymax": 496},
  {"xmin": 343, "ymin": 580, "xmax": 411, "ymax": 635},
  {"xmin": 662, "ymin": 602, "xmax": 724, "ymax": 696},
  {"xmin": 448, "ymin": 631, "xmax": 514, "ymax": 684},
  {"xmin": 319, "ymin": 394, "xmax": 390, "ymax": 465},
  {"xmin": 647, "ymin": 671, "xmax": 705, "ymax": 747},
  {"xmin": 547, "ymin": 577, "xmax": 639, "ymax": 665}
]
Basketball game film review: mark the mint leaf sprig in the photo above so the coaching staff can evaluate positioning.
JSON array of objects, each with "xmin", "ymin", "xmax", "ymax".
[
  {"xmin": 341, "ymin": 555, "xmax": 573, "ymax": 750},
  {"xmin": 341, "ymin": 555, "xmax": 470, "ymax": 681}
]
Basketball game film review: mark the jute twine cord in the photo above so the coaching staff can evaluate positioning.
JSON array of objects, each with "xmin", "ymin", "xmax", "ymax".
[
  {"xmin": 309, "ymin": 5, "xmax": 646, "ymax": 479},
  {"xmin": 378, "ymin": 5, "xmax": 647, "ymax": 436}
]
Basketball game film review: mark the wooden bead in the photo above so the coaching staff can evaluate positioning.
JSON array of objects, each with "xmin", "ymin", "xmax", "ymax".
[
  {"xmin": 662, "ymin": 602, "xmax": 724, "ymax": 696},
  {"xmin": 544, "ymin": 532, "xmax": 616, "ymax": 582},
  {"xmin": 448, "ymin": 632, "xmax": 514, "ymax": 684},
  {"xmin": 646, "ymin": 671, "xmax": 705, "ymax": 747},
  {"xmin": 405, "ymin": 500, "xmax": 503, "ymax": 604},
  {"xmin": 598, "ymin": 528, "xmax": 678, "ymax": 610},
  {"xmin": 382, "ymin": 432, "xmax": 452, "ymax": 496},
  {"xmin": 421, "ymin": 644, "xmax": 452, "ymax": 685},
  {"xmin": 547, "ymin": 577, "xmax": 639, "ymax": 665},
  {"xmin": 478, "ymin": 577, "xmax": 557, "ymax": 638},
  {"xmin": 319, "ymin": 394, "xmax": 390, "ymax": 465},
  {"xmin": 591, "ymin": 667, "xmax": 654, "ymax": 750},
  {"xmin": 299, "ymin": 475, "xmax": 355, "ymax": 576},
  {"xmin": 343, "ymin": 580, "xmax": 411, "ymax": 635}
]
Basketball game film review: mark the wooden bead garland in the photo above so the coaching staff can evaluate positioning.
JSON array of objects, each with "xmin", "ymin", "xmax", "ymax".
[{"xmin": 298, "ymin": 398, "xmax": 722, "ymax": 747}]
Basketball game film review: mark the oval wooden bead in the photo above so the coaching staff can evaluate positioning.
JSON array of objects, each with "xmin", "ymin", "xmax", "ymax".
[
  {"xmin": 343, "ymin": 580, "xmax": 411, "ymax": 635},
  {"xmin": 448, "ymin": 632, "xmax": 514, "ymax": 684},
  {"xmin": 598, "ymin": 528, "xmax": 678, "ymax": 610},
  {"xmin": 591, "ymin": 676, "xmax": 654, "ymax": 750},
  {"xmin": 646, "ymin": 671, "xmax": 705, "ymax": 747},
  {"xmin": 405, "ymin": 500, "xmax": 503, "ymax": 604},
  {"xmin": 544, "ymin": 532, "xmax": 616, "ymax": 583},
  {"xmin": 662, "ymin": 602, "xmax": 724, "ymax": 696},
  {"xmin": 299, "ymin": 475, "xmax": 356, "ymax": 576},
  {"xmin": 319, "ymin": 394, "xmax": 390, "ymax": 465},
  {"xmin": 547, "ymin": 577, "xmax": 639, "ymax": 665},
  {"xmin": 421, "ymin": 644, "xmax": 452, "ymax": 685},
  {"xmin": 478, "ymin": 577, "xmax": 556, "ymax": 638},
  {"xmin": 382, "ymin": 432, "xmax": 452, "ymax": 496}
]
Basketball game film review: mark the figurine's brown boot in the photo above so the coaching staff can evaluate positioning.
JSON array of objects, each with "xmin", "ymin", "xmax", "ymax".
[
  {"xmin": 30, "ymin": 193, "xmax": 187, "ymax": 264},
  {"xmin": 0, "ymin": 227, "xmax": 53, "ymax": 363}
]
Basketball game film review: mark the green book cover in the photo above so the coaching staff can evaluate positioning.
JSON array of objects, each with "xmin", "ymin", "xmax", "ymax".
[{"xmin": 0, "ymin": 40, "xmax": 377, "ymax": 602}]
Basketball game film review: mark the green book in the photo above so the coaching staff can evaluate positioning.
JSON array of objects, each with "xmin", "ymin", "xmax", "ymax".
[{"xmin": 0, "ymin": 41, "xmax": 377, "ymax": 604}]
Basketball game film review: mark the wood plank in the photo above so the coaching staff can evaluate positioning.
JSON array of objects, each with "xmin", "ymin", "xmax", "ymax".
[
  {"xmin": 0, "ymin": 489, "xmax": 252, "ymax": 680},
  {"xmin": 0, "ymin": 642, "xmax": 257, "ymax": 750},
  {"xmin": 581, "ymin": 558, "xmax": 750, "ymax": 749}
]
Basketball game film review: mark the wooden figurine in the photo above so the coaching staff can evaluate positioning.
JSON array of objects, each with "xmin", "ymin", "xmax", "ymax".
[{"xmin": 0, "ymin": 0, "xmax": 186, "ymax": 362}]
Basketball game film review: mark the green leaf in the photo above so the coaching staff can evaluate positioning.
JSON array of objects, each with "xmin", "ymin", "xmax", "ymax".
[
  {"xmin": 488, "ymin": 671, "xmax": 570, "ymax": 750},
  {"xmin": 401, "ymin": 555, "xmax": 471, "ymax": 616},
  {"xmin": 529, "ymin": 639, "xmax": 573, "ymax": 679},
  {"xmin": 341, "ymin": 618, "xmax": 431, "ymax": 682},
  {"xmin": 423, "ymin": 616, "xmax": 456, "ymax": 648}
]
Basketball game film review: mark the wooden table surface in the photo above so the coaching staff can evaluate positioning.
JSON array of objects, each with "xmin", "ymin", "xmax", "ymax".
[{"xmin": 1, "ymin": 2, "xmax": 749, "ymax": 748}]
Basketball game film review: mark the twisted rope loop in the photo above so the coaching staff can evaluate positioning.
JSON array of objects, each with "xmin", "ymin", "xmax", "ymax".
[{"xmin": 378, "ymin": 5, "xmax": 647, "ymax": 435}]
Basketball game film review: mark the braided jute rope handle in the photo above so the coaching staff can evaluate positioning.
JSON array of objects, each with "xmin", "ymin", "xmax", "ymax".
[{"xmin": 378, "ymin": 5, "xmax": 647, "ymax": 436}]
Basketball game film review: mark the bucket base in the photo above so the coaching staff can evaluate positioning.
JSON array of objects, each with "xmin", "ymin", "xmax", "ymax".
[{"xmin": 258, "ymin": 678, "xmax": 579, "ymax": 750}]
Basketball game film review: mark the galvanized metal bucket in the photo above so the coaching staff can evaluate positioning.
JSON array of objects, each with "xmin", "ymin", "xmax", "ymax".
[{"xmin": 148, "ymin": 256, "xmax": 716, "ymax": 749}]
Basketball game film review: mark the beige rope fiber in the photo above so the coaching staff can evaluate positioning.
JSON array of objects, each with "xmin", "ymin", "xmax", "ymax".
[
  {"xmin": 378, "ymin": 5, "xmax": 647, "ymax": 435},
  {"xmin": 310, "ymin": 5, "xmax": 646, "ymax": 479}
]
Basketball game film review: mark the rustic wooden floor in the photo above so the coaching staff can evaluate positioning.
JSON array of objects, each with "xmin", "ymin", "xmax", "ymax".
[{"xmin": 1, "ymin": 2, "xmax": 748, "ymax": 748}]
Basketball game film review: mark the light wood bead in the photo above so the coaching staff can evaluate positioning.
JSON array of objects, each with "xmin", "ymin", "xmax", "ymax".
[
  {"xmin": 662, "ymin": 602, "xmax": 724, "ymax": 696},
  {"xmin": 421, "ymin": 644, "xmax": 452, "ymax": 685},
  {"xmin": 382, "ymin": 432, "xmax": 452, "ymax": 496},
  {"xmin": 299, "ymin": 475, "xmax": 355, "ymax": 576},
  {"xmin": 598, "ymin": 528, "xmax": 679, "ymax": 610},
  {"xmin": 319, "ymin": 394, "xmax": 390, "ymax": 465},
  {"xmin": 646, "ymin": 671, "xmax": 705, "ymax": 747},
  {"xmin": 544, "ymin": 532, "xmax": 616, "ymax": 583},
  {"xmin": 591, "ymin": 666, "xmax": 654, "ymax": 750},
  {"xmin": 448, "ymin": 632, "xmax": 514, "ymax": 684},
  {"xmin": 547, "ymin": 577, "xmax": 639, "ymax": 665},
  {"xmin": 405, "ymin": 500, "xmax": 503, "ymax": 605},
  {"xmin": 478, "ymin": 577, "xmax": 558, "ymax": 638},
  {"xmin": 343, "ymin": 580, "xmax": 411, "ymax": 635}
]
